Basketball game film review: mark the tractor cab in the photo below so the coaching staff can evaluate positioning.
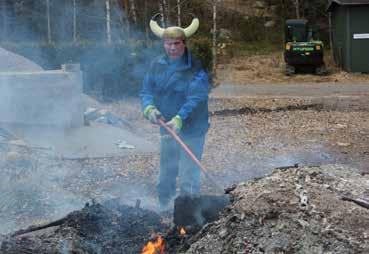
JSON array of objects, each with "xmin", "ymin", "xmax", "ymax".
[
  {"xmin": 285, "ymin": 19, "xmax": 312, "ymax": 42},
  {"xmin": 284, "ymin": 19, "xmax": 326, "ymax": 75}
]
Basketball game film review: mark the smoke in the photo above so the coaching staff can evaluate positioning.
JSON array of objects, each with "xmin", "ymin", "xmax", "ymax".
[
  {"xmin": 214, "ymin": 142, "xmax": 336, "ymax": 189},
  {"xmin": 0, "ymin": 2, "xmax": 164, "ymax": 236}
]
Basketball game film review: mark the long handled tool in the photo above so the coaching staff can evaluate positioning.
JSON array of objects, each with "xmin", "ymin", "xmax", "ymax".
[
  {"xmin": 158, "ymin": 119, "xmax": 229, "ymax": 226},
  {"xmin": 158, "ymin": 118, "xmax": 223, "ymax": 192}
]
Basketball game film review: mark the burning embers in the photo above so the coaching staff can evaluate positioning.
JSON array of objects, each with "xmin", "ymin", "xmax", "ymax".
[
  {"xmin": 141, "ymin": 226, "xmax": 187, "ymax": 254},
  {"xmin": 141, "ymin": 235, "xmax": 165, "ymax": 254},
  {"xmin": 179, "ymin": 226, "xmax": 186, "ymax": 236}
]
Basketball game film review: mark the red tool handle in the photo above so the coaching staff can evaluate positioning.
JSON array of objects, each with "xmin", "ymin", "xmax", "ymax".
[{"xmin": 158, "ymin": 118, "xmax": 223, "ymax": 192}]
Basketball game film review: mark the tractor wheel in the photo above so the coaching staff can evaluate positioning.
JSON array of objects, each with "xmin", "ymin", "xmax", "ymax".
[
  {"xmin": 315, "ymin": 64, "xmax": 327, "ymax": 75},
  {"xmin": 285, "ymin": 64, "xmax": 295, "ymax": 76}
]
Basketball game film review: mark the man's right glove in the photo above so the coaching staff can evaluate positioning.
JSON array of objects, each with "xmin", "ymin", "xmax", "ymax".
[{"xmin": 144, "ymin": 105, "xmax": 162, "ymax": 124}]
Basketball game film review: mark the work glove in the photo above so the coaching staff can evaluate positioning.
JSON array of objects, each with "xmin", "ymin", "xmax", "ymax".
[
  {"xmin": 144, "ymin": 105, "xmax": 162, "ymax": 124},
  {"xmin": 166, "ymin": 115, "xmax": 182, "ymax": 133}
]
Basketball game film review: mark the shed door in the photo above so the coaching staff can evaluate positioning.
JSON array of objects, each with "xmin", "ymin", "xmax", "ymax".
[{"xmin": 350, "ymin": 6, "xmax": 369, "ymax": 72}]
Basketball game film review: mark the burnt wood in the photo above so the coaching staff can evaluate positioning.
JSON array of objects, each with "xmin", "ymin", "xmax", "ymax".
[{"xmin": 174, "ymin": 194, "xmax": 229, "ymax": 226}]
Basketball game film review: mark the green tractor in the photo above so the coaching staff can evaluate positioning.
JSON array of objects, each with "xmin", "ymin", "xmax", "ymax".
[{"xmin": 284, "ymin": 19, "xmax": 327, "ymax": 75}]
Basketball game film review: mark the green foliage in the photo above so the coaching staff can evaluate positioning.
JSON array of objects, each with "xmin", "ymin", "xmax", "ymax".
[{"xmin": 188, "ymin": 36, "xmax": 213, "ymax": 72}]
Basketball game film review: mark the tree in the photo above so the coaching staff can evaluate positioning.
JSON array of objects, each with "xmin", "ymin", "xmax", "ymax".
[
  {"xmin": 46, "ymin": 0, "xmax": 51, "ymax": 43},
  {"xmin": 106, "ymin": 0, "xmax": 112, "ymax": 44},
  {"xmin": 1, "ymin": 1, "xmax": 7, "ymax": 40},
  {"xmin": 177, "ymin": 0, "xmax": 181, "ymax": 26},
  {"xmin": 73, "ymin": 0, "xmax": 77, "ymax": 43},
  {"xmin": 295, "ymin": 0, "xmax": 300, "ymax": 18},
  {"xmin": 129, "ymin": 0, "xmax": 137, "ymax": 24},
  {"xmin": 212, "ymin": 0, "xmax": 219, "ymax": 73},
  {"xmin": 158, "ymin": 0, "xmax": 165, "ymax": 26}
]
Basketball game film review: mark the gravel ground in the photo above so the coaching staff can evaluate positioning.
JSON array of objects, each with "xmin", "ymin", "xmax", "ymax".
[{"xmin": 1, "ymin": 94, "xmax": 369, "ymax": 235}]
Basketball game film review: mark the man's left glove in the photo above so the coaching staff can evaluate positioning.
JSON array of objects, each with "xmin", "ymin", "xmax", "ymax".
[{"xmin": 166, "ymin": 115, "xmax": 183, "ymax": 133}]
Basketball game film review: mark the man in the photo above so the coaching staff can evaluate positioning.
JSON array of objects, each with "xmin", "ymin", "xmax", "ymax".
[{"xmin": 140, "ymin": 16, "xmax": 210, "ymax": 209}]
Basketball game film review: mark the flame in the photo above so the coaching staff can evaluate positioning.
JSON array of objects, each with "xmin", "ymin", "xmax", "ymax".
[
  {"xmin": 141, "ymin": 236, "xmax": 165, "ymax": 254},
  {"xmin": 179, "ymin": 227, "xmax": 186, "ymax": 236}
]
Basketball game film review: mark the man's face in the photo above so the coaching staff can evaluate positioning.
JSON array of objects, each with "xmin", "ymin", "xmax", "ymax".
[{"xmin": 163, "ymin": 38, "xmax": 186, "ymax": 60}]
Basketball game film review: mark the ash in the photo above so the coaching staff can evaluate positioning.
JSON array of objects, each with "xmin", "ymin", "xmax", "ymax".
[
  {"xmin": 1, "ymin": 201, "xmax": 167, "ymax": 254},
  {"xmin": 183, "ymin": 165, "xmax": 369, "ymax": 254}
]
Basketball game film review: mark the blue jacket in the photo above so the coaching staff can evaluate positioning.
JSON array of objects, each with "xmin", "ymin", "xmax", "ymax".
[{"xmin": 140, "ymin": 50, "xmax": 209, "ymax": 136}]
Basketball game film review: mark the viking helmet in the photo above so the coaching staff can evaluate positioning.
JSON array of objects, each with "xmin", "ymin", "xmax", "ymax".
[{"xmin": 149, "ymin": 14, "xmax": 199, "ymax": 40}]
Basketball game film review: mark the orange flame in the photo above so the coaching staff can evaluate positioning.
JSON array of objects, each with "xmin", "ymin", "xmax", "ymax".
[
  {"xmin": 141, "ymin": 235, "xmax": 165, "ymax": 254},
  {"xmin": 179, "ymin": 227, "xmax": 186, "ymax": 236}
]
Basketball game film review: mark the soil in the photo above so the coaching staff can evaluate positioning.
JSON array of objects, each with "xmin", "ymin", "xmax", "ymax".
[{"xmin": 215, "ymin": 52, "xmax": 369, "ymax": 85}]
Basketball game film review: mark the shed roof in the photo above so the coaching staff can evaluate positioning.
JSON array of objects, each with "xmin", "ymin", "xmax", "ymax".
[{"xmin": 328, "ymin": 0, "xmax": 369, "ymax": 11}]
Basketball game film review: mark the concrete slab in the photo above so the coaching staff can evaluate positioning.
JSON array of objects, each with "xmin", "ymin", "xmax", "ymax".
[
  {"xmin": 0, "ymin": 66, "xmax": 84, "ymax": 128},
  {"xmin": 8, "ymin": 123, "xmax": 157, "ymax": 159}
]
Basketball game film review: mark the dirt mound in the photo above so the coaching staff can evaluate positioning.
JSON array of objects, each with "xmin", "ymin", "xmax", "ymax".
[{"xmin": 184, "ymin": 165, "xmax": 369, "ymax": 254}]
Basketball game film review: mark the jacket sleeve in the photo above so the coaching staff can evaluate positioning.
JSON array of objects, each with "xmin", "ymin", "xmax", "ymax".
[
  {"xmin": 139, "ymin": 67, "xmax": 155, "ymax": 111},
  {"xmin": 177, "ymin": 69, "xmax": 209, "ymax": 120}
]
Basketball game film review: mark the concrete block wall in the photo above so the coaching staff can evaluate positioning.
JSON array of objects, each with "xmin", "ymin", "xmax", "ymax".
[{"xmin": 0, "ymin": 64, "xmax": 84, "ymax": 128}]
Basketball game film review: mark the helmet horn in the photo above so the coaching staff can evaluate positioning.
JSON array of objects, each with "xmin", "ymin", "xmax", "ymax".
[
  {"xmin": 150, "ymin": 13, "xmax": 165, "ymax": 38},
  {"xmin": 184, "ymin": 18, "xmax": 199, "ymax": 38}
]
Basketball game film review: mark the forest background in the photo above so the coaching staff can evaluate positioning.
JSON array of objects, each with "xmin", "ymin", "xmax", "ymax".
[{"xmin": 0, "ymin": 0, "xmax": 330, "ymax": 97}]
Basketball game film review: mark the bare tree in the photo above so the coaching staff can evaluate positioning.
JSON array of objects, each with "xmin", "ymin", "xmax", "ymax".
[
  {"xmin": 1, "ymin": 1, "xmax": 7, "ymax": 41},
  {"xmin": 73, "ymin": 0, "xmax": 77, "ymax": 43},
  {"xmin": 177, "ymin": 0, "xmax": 181, "ymax": 26},
  {"xmin": 46, "ymin": 0, "xmax": 51, "ymax": 43},
  {"xmin": 120, "ymin": 0, "xmax": 131, "ymax": 37},
  {"xmin": 212, "ymin": 0, "xmax": 219, "ymax": 73},
  {"xmin": 295, "ymin": 0, "xmax": 300, "ymax": 18},
  {"xmin": 144, "ymin": 0, "xmax": 149, "ymax": 42},
  {"xmin": 129, "ymin": 0, "xmax": 137, "ymax": 24},
  {"xmin": 164, "ymin": 0, "xmax": 171, "ymax": 25},
  {"xmin": 106, "ymin": 0, "xmax": 112, "ymax": 44},
  {"xmin": 158, "ymin": 0, "xmax": 165, "ymax": 26}
]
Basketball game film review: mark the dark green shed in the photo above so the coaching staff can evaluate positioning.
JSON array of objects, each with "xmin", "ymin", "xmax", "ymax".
[{"xmin": 328, "ymin": 0, "xmax": 369, "ymax": 72}]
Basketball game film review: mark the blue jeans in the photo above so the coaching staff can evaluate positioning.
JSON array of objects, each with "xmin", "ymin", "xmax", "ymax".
[{"xmin": 157, "ymin": 134, "xmax": 206, "ymax": 204}]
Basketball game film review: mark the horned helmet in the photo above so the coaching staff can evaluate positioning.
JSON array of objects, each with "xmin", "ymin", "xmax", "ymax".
[{"xmin": 149, "ymin": 13, "xmax": 199, "ymax": 40}]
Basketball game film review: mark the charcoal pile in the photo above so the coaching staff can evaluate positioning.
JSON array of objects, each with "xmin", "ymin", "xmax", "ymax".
[
  {"xmin": 181, "ymin": 165, "xmax": 369, "ymax": 254},
  {"xmin": 1, "ymin": 200, "xmax": 168, "ymax": 254}
]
